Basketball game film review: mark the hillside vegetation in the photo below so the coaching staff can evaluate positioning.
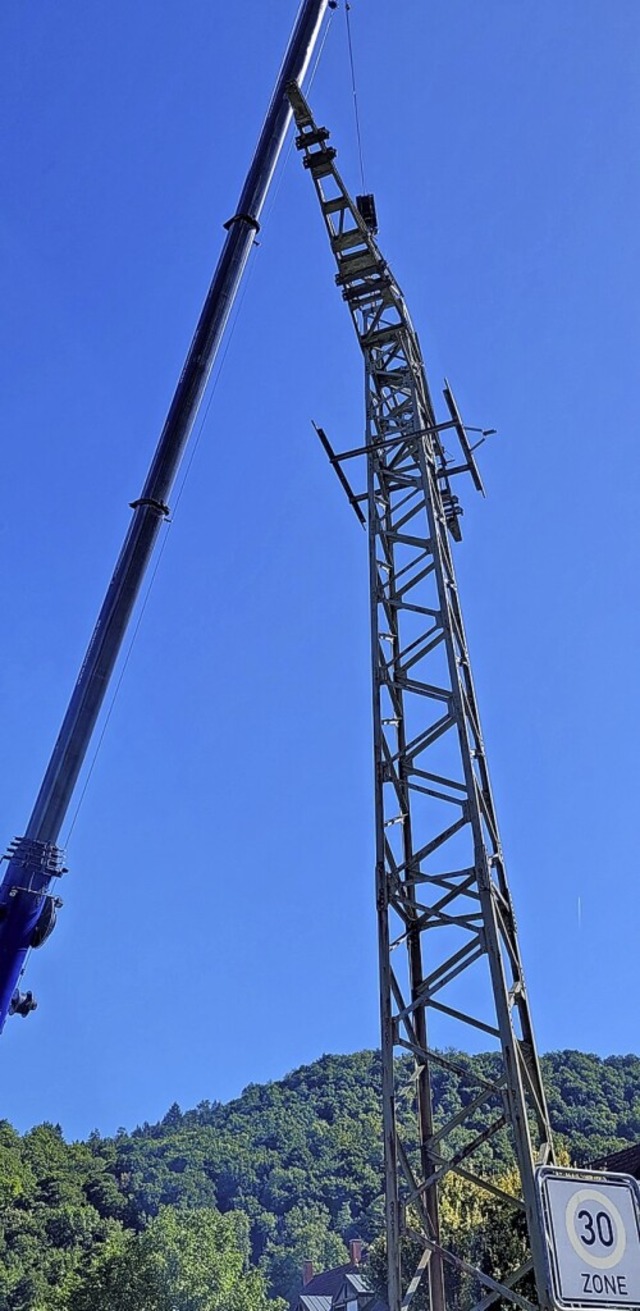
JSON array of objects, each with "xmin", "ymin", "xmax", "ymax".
[{"xmin": 1, "ymin": 1049, "xmax": 640, "ymax": 1309}]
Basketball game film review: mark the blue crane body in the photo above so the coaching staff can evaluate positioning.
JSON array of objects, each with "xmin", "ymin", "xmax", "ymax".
[{"xmin": 0, "ymin": 0, "xmax": 332, "ymax": 1032}]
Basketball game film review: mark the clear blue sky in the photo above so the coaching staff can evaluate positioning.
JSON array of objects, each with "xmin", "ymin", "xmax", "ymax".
[{"xmin": 1, "ymin": 1, "xmax": 639, "ymax": 1140}]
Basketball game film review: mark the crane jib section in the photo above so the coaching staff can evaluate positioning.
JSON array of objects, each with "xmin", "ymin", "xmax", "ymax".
[
  {"xmin": 288, "ymin": 81, "xmax": 555, "ymax": 1311},
  {"xmin": 0, "ymin": 0, "xmax": 333, "ymax": 1031}
]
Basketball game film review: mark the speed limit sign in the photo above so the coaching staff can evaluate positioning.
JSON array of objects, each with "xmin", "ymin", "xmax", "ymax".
[{"xmin": 536, "ymin": 1167, "xmax": 640, "ymax": 1308}]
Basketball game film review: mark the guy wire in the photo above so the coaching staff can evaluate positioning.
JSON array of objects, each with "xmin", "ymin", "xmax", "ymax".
[{"xmin": 345, "ymin": 2, "xmax": 366, "ymax": 192}]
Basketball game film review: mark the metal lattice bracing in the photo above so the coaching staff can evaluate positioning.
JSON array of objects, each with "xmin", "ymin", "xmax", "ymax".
[{"xmin": 288, "ymin": 83, "xmax": 555, "ymax": 1311}]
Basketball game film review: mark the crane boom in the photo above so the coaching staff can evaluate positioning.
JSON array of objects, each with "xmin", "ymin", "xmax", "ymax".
[
  {"xmin": 288, "ymin": 82, "xmax": 556, "ymax": 1311},
  {"xmin": 0, "ymin": 0, "xmax": 333, "ymax": 1031}
]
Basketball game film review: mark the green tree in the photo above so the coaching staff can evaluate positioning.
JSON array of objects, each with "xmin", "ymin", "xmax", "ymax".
[
  {"xmin": 64, "ymin": 1207, "xmax": 284, "ymax": 1311},
  {"xmin": 263, "ymin": 1201, "xmax": 348, "ymax": 1305}
]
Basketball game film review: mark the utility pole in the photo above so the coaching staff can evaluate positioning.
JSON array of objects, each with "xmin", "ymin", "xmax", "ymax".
[{"xmin": 289, "ymin": 82, "xmax": 556, "ymax": 1311}]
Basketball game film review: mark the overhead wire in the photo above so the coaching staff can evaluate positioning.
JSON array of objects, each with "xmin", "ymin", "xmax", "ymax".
[{"xmin": 345, "ymin": 2, "xmax": 366, "ymax": 193}]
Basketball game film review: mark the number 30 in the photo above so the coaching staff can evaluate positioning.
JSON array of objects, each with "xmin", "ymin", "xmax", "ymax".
[{"xmin": 577, "ymin": 1209, "xmax": 615, "ymax": 1248}]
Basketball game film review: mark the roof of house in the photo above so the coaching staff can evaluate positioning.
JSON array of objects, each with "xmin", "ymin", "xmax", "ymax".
[
  {"xmin": 301, "ymin": 1264, "xmax": 359, "ymax": 1297},
  {"xmin": 344, "ymin": 1274, "xmax": 368, "ymax": 1295},
  {"xmin": 592, "ymin": 1142, "xmax": 640, "ymax": 1178},
  {"xmin": 296, "ymin": 1263, "xmax": 388, "ymax": 1311},
  {"xmin": 299, "ymin": 1297, "xmax": 333, "ymax": 1311}
]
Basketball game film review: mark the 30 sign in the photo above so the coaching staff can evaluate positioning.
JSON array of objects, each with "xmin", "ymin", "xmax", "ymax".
[{"xmin": 536, "ymin": 1168, "xmax": 640, "ymax": 1309}]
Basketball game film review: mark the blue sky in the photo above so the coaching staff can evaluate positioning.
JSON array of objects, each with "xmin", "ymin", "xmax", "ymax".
[{"xmin": 1, "ymin": 0, "xmax": 639, "ymax": 1139}]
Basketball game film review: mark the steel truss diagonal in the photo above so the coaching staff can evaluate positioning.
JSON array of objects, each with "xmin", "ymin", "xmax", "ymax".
[{"xmin": 288, "ymin": 83, "xmax": 555, "ymax": 1311}]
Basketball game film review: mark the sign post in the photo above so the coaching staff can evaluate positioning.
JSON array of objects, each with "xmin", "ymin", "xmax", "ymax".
[{"xmin": 536, "ymin": 1168, "xmax": 640, "ymax": 1310}]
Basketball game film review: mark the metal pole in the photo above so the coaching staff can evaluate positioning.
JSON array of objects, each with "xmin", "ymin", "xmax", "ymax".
[
  {"xmin": 26, "ymin": 0, "xmax": 330, "ymax": 846},
  {"xmin": 0, "ymin": 0, "xmax": 331, "ymax": 1028}
]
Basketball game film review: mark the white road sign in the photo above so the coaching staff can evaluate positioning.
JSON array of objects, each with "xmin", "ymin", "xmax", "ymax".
[{"xmin": 536, "ymin": 1168, "xmax": 640, "ymax": 1309}]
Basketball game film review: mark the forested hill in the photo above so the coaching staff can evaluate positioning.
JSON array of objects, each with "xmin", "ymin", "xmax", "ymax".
[{"xmin": 2, "ymin": 1049, "xmax": 640, "ymax": 1309}]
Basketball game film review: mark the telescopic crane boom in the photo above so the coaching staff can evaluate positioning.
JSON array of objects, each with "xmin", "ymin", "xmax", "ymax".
[{"xmin": 0, "ymin": 0, "xmax": 333, "ymax": 1031}]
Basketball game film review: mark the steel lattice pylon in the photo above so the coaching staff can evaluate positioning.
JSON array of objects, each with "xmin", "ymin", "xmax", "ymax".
[{"xmin": 288, "ymin": 83, "xmax": 556, "ymax": 1311}]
